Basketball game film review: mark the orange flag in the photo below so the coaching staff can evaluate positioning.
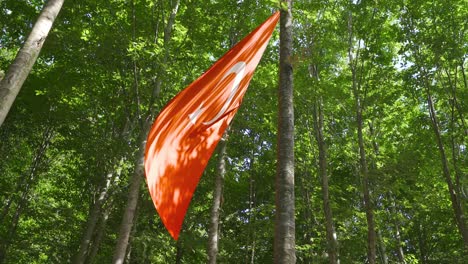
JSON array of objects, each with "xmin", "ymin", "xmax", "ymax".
[{"xmin": 144, "ymin": 12, "xmax": 279, "ymax": 240}]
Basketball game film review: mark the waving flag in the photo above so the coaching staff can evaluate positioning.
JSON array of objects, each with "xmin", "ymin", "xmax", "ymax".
[{"xmin": 145, "ymin": 12, "xmax": 279, "ymax": 240}]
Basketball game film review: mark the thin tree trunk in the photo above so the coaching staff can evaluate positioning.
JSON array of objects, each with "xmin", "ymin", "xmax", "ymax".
[
  {"xmin": 297, "ymin": 159, "xmax": 315, "ymax": 262},
  {"xmin": 0, "ymin": 126, "xmax": 53, "ymax": 263},
  {"xmin": 417, "ymin": 223, "xmax": 428, "ymax": 264},
  {"xmin": 347, "ymin": 12, "xmax": 377, "ymax": 264},
  {"xmin": 369, "ymin": 122, "xmax": 404, "ymax": 264},
  {"xmin": 250, "ymin": 240, "xmax": 256, "ymax": 264},
  {"xmin": 461, "ymin": 59, "xmax": 467, "ymax": 91},
  {"xmin": 426, "ymin": 89, "xmax": 468, "ymax": 247},
  {"xmin": 448, "ymin": 92, "xmax": 466, "ymax": 231},
  {"xmin": 112, "ymin": 1, "xmax": 180, "ymax": 261},
  {"xmin": 275, "ymin": 1, "xmax": 296, "ymax": 263},
  {"xmin": 0, "ymin": 0, "xmax": 64, "ymax": 127},
  {"xmin": 441, "ymin": 68, "xmax": 467, "ymax": 137},
  {"xmin": 112, "ymin": 133, "xmax": 147, "ymax": 264},
  {"xmin": 303, "ymin": 118, "xmax": 320, "ymax": 262},
  {"xmin": 207, "ymin": 18, "xmax": 240, "ymax": 259},
  {"xmin": 377, "ymin": 230, "xmax": 388, "ymax": 264},
  {"xmin": 86, "ymin": 206, "xmax": 111, "ymax": 264},
  {"xmin": 247, "ymin": 181, "xmax": 254, "ymax": 264},
  {"xmin": 395, "ymin": 219, "xmax": 405, "ymax": 263},
  {"xmin": 386, "ymin": 193, "xmax": 406, "ymax": 263},
  {"xmin": 247, "ymin": 137, "xmax": 257, "ymax": 264},
  {"xmin": 356, "ymin": 96, "xmax": 376, "ymax": 264},
  {"xmin": 73, "ymin": 171, "xmax": 114, "ymax": 264},
  {"xmin": 207, "ymin": 133, "xmax": 228, "ymax": 264},
  {"xmin": 1, "ymin": 126, "xmax": 53, "ymax": 222},
  {"xmin": 175, "ymin": 239, "xmax": 183, "ymax": 264},
  {"xmin": 313, "ymin": 98, "xmax": 338, "ymax": 264}
]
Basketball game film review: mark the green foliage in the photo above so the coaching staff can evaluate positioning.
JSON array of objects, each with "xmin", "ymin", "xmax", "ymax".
[{"xmin": 0, "ymin": 0, "xmax": 467, "ymax": 263}]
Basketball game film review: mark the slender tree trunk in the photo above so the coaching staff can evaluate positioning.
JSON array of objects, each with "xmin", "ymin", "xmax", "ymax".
[
  {"xmin": 1, "ymin": 126, "xmax": 53, "ymax": 222},
  {"xmin": 275, "ymin": 1, "xmax": 295, "ymax": 263},
  {"xmin": 247, "ymin": 187, "xmax": 254, "ymax": 264},
  {"xmin": 377, "ymin": 230, "xmax": 388, "ymax": 264},
  {"xmin": 247, "ymin": 137, "xmax": 257, "ymax": 264},
  {"xmin": 207, "ymin": 133, "xmax": 228, "ymax": 264},
  {"xmin": 395, "ymin": 220, "xmax": 405, "ymax": 263},
  {"xmin": 250, "ymin": 240, "xmax": 256, "ymax": 264},
  {"xmin": 0, "ymin": 126, "xmax": 53, "ymax": 263},
  {"xmin": 347, "ymin": 12, "xmax": 377, "ymax": 264},
  {"xmin": 426, "ymin": 89, "xmax": 468, "ymax": 247},
  {"xmin": 441, "ymin": 68, "xmax": 467, "ymax": 137},
  {"xmin": 73, "ymin": 171, "xmax": 114, "ymax": 264},
  {"xmin": 297, "ymin": 159, "xmax": 315, "ymax": 262},
  {"xmin": 313, "ymin": 98, "xmax": 338, "ymax": 264},
  {"xmin": 417, "ymin": 223, "xmax": 428, "ymax": 264},
  {"xmin": 112, "ymin": 132, "xmax": 147, "ymax": 264},
  {"xmin": 86, "ymin": 206, "xmax": 111, "ymax": 263},
  {"xmin": 303, "ymin": 118, "xmax": 321, "ymax": 262},
  {"xmin": 175, "ymin": 240, "xmax": 183, "ymax": 264},
  {"xmin": 207, "ymin": 18, "xmax": 240, "ymax": 259},
  {"xmin": 386, "ymin": 193, "xmax": 406, "ymax": 264},
  {"xmin": 0, "ymin": 0, "xmax": 64, "ymax": 127},
  {"xmin": 112, "ymin": 1, "xmax": 180, "ymax": 261},
  {"xmin": 356, "ymin": 96, "xmax": 377, "ymax": 264}
]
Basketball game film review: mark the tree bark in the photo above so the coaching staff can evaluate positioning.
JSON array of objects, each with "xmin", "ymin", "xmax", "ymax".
[
  {"xmin": 395, "ymin": 219, "xmax": 405, "ymax": 263},
  {"xmin": 112, "ymin": 134, "xmax": 146, "ymax": 264},
  {"xmin": 377, "ymin": 230, "xmax": 388, "ymax": 264},
  {"xmin": 249, "ymin": 170, "xmax": 256, "ymax": 264},
  {"xmin": 417, "ymin": 223, "xmax": 428, "ymax": 264},
  {"xmin": 175, "ymin": 239, "xmax": 183, "ymax": 264},
  {"xmin": 247, "ymin": 136, "xmax": 257, "ymax": 264},
  {"xmin": 0, "ymin": 0, "xmax": 64, "ymax": 127},
  {"xmin": 112, "ymin": 1, "xmax": 180, "ymax": 261},
  {"xmin": 347, "ymin": 12, "xmax": 377, "ymax": 264},
  {"xmin": 313, "ymin": 98, "xmax": 338, "ymax": 264},
  {"xmin": 426, "ymin": 89, "xmax": 468, "ymax": 247},
  {"xmin": 0, "ymin": 126, "xmax": 53, "ymax": 263},
  {"xmin": 356, "ymin": 95, "xmax": 377, "ymax": 264},
  {"xmin": 73, "ymin": 172, "xmax": 114, "ymax": 264},
  {"xmin": 86, "ymin": 206, "xmax": 111, "ymax": 263},
  {"xmin": 207, "ymin": 133, "xmax": 228, "ymax": 264},
  {"xmin": 275, "ymin": 1, "xmax": 296, "ymax": 263},
  {"xmin": 441, "ymin": 68, "xmax": 467, "ymax": 137}
]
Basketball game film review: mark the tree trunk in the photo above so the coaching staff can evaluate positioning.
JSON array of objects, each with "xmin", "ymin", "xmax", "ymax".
[
  {"xmin": 313, "ymin": 98, "xmax": 338, "ymax": 264},
  {"xmin": 377, "ymin": 230, "xmax": 388, "ymax": 264},
  {"xmin": 417, "ymin": 223, "xmax": 428, "ymax": 264},
  {"xmin": 395, "ymin": 220, "xmax": 405, "ymax": 263},
  {"xmin": 347, "ymin": 12, "xmax": 377, "ymax": 264},
  {"xmin": 175, "ymin": 239, "xmax": 183, "ymax": 264},
  {"xmin": 247, "ymin": 138, "xmax": 257, "ymax": 264},
  {"xmin": 0, "ymin": 0, "xmax": 64, "ymax": 127},
  {"xmin": 0, "ymin": 126, "xmax": 53, "ymax": 263},
  {"xmin": 355, "ymin": 96, "xmax": 377, "ymax": 264},
  {"xmin": 207, "ymin": 133, "xmax": 228, "ymax": 264},
  {"xmin": 73, "ymin": 171, "xmax": 114, "ymax": 264},
  {"xmin": 275, "ymin": 1, "xmax": 296, "ymax": 263},
  {"xmin": 441, "ymin": 68, "xmax": 467, "ymax": 137},
  {"xmin": 112, "ymin": 1, "xmax": 180, "ymax": 261},
  {"xmin": 112, "ymin": 133, "xmax": 146, "ymax": 264},
  {"xmin": 426, "ymin": 89, "xmax": 468, "ymax": 247},
  {"xmin": 86, "ymin": 206, "xmax": 111, "ymax": 263},
  {"xmin": 356, "ymin": 95, "xmax": 377, "ymax": 264},
  {"xmin": 386, "ymin": 193, "xmax": 406, "ymax": 264}
]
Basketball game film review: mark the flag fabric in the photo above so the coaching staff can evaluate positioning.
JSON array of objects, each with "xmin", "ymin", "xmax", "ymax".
[{"xmin": 144, "ymin": 12, "xmax": 280, "ymax": 240}]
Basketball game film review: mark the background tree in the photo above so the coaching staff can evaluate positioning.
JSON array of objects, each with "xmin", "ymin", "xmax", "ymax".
[
  {"xmin": 0, "ymin": 0, "xmax": 64, "ymax": 127},
  {"xmin": 0, "ymin": 0, "xmax": 466, "ymax": 263}
]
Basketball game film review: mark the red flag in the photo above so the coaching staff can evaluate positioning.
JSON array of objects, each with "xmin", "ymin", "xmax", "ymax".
[{"xmin": 144, "ymin": 12, "xmax": 279, "ymax": 240}]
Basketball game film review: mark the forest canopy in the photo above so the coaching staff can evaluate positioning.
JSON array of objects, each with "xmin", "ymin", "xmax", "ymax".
[{"xmin": 0, "ymin": 0, "xmax": 467, "ymax": 263}]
